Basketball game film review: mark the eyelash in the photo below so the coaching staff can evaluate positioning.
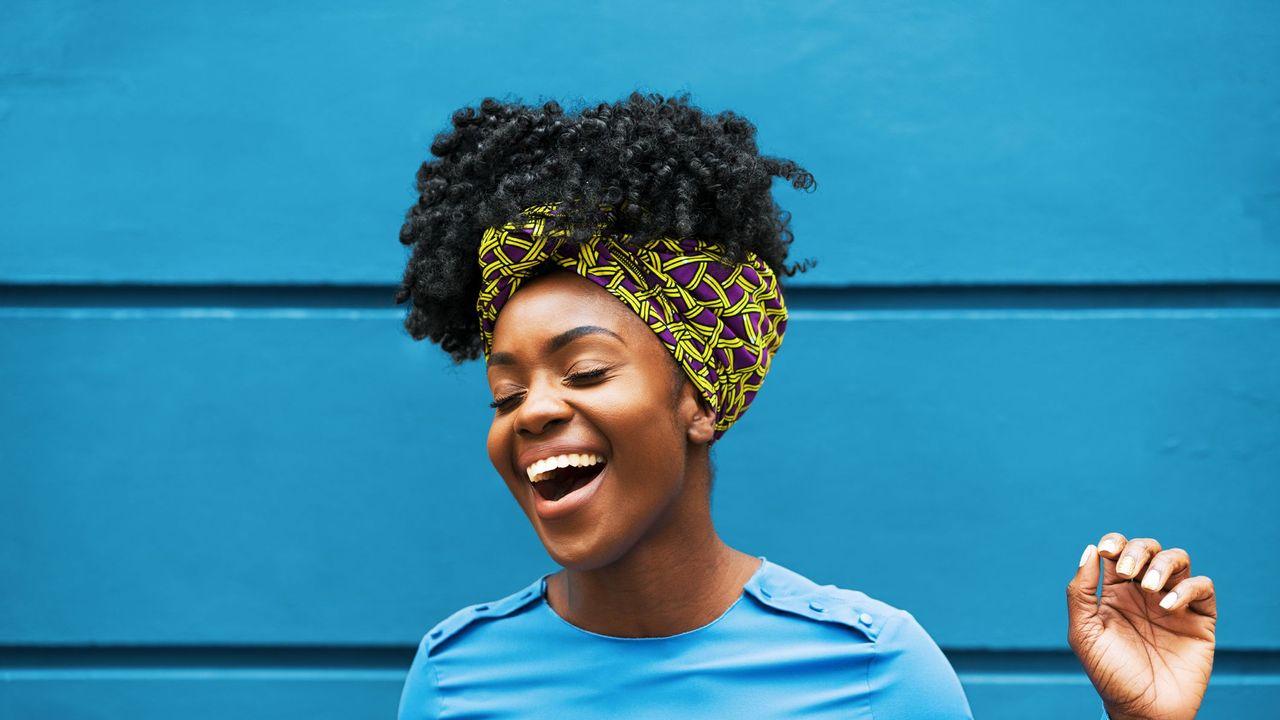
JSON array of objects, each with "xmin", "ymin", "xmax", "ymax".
[{"xmin": 489, "ymin": 367, "xmax": 611, "ymax": 411}]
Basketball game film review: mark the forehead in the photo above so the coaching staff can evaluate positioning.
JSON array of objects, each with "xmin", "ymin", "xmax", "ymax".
[{"xmin": 490, "ymin": 269, "xmax": 646, "ymax": 349}]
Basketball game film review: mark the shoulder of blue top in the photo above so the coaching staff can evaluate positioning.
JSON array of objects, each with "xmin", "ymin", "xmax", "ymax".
[
  {"xmin": 744, "ymin": 559, "xmax": 902, "ymax": 642},
  {"xmin": 421, "ymin": 574, "xmax": 545, "ymax": 657}
]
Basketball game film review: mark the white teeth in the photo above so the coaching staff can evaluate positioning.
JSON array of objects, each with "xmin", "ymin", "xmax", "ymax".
[{"xmin": 526, "ymin": 453, "xmax": 605, "ymax": 482}]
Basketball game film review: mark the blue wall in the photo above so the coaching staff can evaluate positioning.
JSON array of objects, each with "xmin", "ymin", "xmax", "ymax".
[{"xmin": 2, "ymin": 2, "xmax": 1278, "ymax": 718}]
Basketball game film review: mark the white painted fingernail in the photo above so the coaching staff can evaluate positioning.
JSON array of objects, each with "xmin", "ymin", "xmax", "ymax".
[
  {"xmin": 1117, "ymin": 555, "xmax": 1136, "ymax": 576},
  {"xmin": 1078, "ymin": 544, "xmax": 1096, "ymax": 567},
  {"xmin": 1099, "ymin": 539, "xmax": 1118, "ymax": 554},
  {"xmin": 1142, "ymin": 569, "xmax": 1162, "ymax": 591},
  {"xmin": 1160, "ymin": 592, "xmax": 1179, "ymax": 610}
]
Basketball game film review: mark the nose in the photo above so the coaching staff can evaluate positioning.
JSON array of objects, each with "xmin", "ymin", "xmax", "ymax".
[{"xmin": 514, "ymin": 377, "xmax": 572, "ymax": 436}]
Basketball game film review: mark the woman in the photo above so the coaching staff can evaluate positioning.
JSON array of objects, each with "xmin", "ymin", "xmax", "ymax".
[{"xmin": 393, "ymin": 92, "xmax": 1217, "ymax": 719}]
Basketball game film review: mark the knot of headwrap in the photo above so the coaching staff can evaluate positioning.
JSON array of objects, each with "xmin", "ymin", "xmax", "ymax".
[{"xmin": 476, "ymin": 202, "xmax": 788, "ymax": 442}]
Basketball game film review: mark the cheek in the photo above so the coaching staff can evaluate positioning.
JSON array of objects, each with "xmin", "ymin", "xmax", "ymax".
[
  {"xmin": 487, "ymin": 421, "xmax": 532, "ymax": 508},
  {"xmin": 596, "ymin": 383, "xmax": 686, "ymax": 474},
  {"xmin": 486, "ymin": 416, "xmax": 509, "ymax": 478}
]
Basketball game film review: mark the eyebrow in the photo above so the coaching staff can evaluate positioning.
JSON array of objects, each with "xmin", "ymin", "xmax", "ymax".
[{"xmin": 488, "ymin": 325, "xmax": 625, "ymax": 367}]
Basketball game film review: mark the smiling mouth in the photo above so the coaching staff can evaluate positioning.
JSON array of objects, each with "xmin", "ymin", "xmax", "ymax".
[{"xmin": 527, "ymin": 454, "xmax": 607, "ymax": 502}]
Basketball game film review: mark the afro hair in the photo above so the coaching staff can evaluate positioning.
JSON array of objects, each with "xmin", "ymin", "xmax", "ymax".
[{"xmin": 394, "ymin": 91, "xmax": 816, "ymax": 362}]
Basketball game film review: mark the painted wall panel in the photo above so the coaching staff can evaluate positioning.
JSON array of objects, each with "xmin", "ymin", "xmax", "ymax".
[
  {"xmin": 5, "ymin": 1, "xmax": 1278, "ymax": 716},
  {"xmin": 1, "ymin": 664, "xmax": 1274, "ymax": 720},
  {"xmin": 0, "ymin": 675, "xmax": 401, "ymax": 720},
  {"xmin": 2, "ymin": 1, "xmax": 1278, "ymax": 284},
  {"xmin": 3, "ymin": 310, "xmax": 1275, "ymax": 649}
]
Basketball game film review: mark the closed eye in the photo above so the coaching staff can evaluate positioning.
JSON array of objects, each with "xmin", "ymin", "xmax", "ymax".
[
  {"xmin": 489, "ymin": 392, "xmax": 523, "ymax": 411},
  {"xmin": 566, "ymin": 367, "xmax": 609, "ymax": 384}
]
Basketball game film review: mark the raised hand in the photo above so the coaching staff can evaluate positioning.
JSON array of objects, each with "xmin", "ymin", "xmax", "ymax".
[{"xmin": 1066, "ymin": 532, "xmax": 1217, "ymax": 720}]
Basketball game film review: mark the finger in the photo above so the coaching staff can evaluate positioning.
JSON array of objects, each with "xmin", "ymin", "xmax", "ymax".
[
  {"xmin": 1139, "ymin": 548, "xmax": 1191, "ymax": 594},
  {"xmin": 1097, "ymin": 531, "xmax": 1128, "ymax": 586},
  {"xmin": 1097, "ymin": 532, "xmax": 1127, "ymax": 559},
  {"xmin": 1069, "ymin": 544, "xmax": 1100, "ymax": 604},
  {"xmin": 1112, "ymin": 536, "xmax": 1163, "ymax": 584},
  {"xmin": 1066, "ymin": 544, "xmax": 1100, "ymax": 648},
  {"xmin": 1160, "ymin": 575, "xmax": 1217, "ymax": 617}
]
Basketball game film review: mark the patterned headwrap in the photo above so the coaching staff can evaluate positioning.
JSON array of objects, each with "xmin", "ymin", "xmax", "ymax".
[{"xmin": 477, "ymin": 202, "xmax": 788, "ymax": 442}]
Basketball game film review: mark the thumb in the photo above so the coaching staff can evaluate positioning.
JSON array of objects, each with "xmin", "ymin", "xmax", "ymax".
[{"xmin": 1066, "ymin": 543, "xmax": 1101, "ymax": 644}]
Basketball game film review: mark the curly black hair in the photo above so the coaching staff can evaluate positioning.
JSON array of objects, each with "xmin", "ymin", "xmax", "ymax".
[{"xmin": 394, "ymin": 91, "xmax": 817, "ymax": 362}]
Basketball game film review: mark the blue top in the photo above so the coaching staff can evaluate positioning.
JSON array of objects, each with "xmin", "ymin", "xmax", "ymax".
[{"xmin": 398, "ymin": 556, "xmax": 974, "ymax": 719}]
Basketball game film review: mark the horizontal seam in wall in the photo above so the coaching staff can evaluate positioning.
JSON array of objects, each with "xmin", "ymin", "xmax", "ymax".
[{"xmin": 1, "ymin": 283, "xmax": 1279, "ymax": 312}]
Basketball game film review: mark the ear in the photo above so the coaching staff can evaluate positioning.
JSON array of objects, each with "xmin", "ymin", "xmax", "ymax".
[{"xmin": 678, "ymin": 379, "xmax": 716, "ymax": 446}]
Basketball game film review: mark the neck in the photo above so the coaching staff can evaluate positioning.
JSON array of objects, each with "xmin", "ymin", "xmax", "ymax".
[{"xmin": 544, "ymin": 459, "xmax": 762, "ymax": 638}]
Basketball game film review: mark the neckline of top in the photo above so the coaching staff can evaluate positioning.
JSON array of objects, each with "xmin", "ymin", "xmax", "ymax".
[{"xmin": 534, "ymin": 555, "xmax": 772, "ymax": 642}]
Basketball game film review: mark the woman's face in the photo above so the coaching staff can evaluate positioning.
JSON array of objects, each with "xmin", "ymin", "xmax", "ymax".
[{"xmin": 485, "ymin": 269, "xmax": 715, "ymax": 570}]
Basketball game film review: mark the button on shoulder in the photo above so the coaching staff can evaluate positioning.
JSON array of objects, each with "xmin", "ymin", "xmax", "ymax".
[{"xmin": 744, "ymin": 558, "xmax": 903, "ymax": 642}]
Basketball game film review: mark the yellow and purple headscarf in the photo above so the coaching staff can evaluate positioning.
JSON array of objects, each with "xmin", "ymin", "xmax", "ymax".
[{"xmin": 476, "ymin": 202, "xmax": 788, "ymax": 441}]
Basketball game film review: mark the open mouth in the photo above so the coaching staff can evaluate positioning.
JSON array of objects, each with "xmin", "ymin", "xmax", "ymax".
[{"xmin": 526, "ymin": 454, "xmax": 607, "ymax": 502}]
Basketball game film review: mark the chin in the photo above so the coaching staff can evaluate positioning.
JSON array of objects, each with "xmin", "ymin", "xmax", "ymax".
[
  {"xmin": 539, "ymin": 538, "xmax": 609, "ymax": 571},
  {"xmin": 536, "ymin": 527, "xmax": 627, "ymax": 571}
]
